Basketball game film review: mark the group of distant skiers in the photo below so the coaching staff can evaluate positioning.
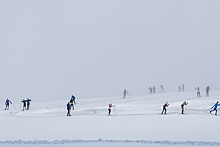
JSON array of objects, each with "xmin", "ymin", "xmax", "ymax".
[
  {"xmin": 178, "ymin": 84, "xmax": 185, "ymax": 92},
  {"xmin": 3, "ymin": 85, "xmax": 216, "ymax": 117},
  {"xmin": 161, "ymin": 100, "xmax": 220, "ymax": 116},
  {"xmin": 4, "ymin": 98, "xmax": 32, "ymax": 111},
  {"xmin": 21, "ymin": 98, "xmax": 32, "ymax": 111},
  {"xmin": 147, "ymin": 85, "xmax": 210, "ymax": 98},
  {"xmin": 148, "ymin": 86, "xmax": 157, "ymax": 94},
  {"xmin": 195, "ymin": 86, "xmax": 211, "ymax": 98},
  {"xmin": 160, "ymin": 101, "xmax": 188, "ymax": 115}
]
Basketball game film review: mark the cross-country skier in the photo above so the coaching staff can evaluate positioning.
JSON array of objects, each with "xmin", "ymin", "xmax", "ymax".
[
  {"xmin": 123, "ymin": 89, "xmax": 128, "ymax": 98},
  {"xmin": 21, "ymin": 99, "xmax": 26, "ymax": 111},
  {"xmin": 182, "ymin": 84, "xmax": 185, "ymax": 91},
  {"xmin": 161, "ymin": 102, "xmax": 169, "ymax": 114},
  {"xmin": 108, "ymin": 103, "xmax": 114, "ymax": 115},
  {"xmin": 67, "ymin": 102, "xmax": 71, "ymax": 116},
  {"xmin": 5, "ymin": 98, "xmax": 12, "ymax": 110},
  {"xmin": 210, "ymin": 101, "xmax": 220, "ymax": 115},
  {"xmin": 153, "ymin": 86, "xmax": 156, "ymax": 94},
  {"xmin": 181, "ymin": 101, "xmax": 188, "ymax": 114},
  {"xmin": 178, "ymin": 85, "xmax": 181, "ymax": 92},
  {"xmin": 148, "ymin": 86, "xmax": 153, "ymax": 94},
  {"xmin": 26, "ymin": 98, "xmax": 31, "ymax": 110},
  {"xmin": 196, "ymin": 87, "xmax": 201, "ymax": 98},
  {"xmin": 160, "ymin": 85, "xmax": 165, "ymax": 93},
  {"xmin": 206, "ymin": 86, "xmax": 210, "ymax": 97}
]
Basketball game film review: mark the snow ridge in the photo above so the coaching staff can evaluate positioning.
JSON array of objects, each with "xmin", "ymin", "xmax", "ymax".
[{"xmin": 1, "ymin": 139, "xmax": 220, "ymax": 146}]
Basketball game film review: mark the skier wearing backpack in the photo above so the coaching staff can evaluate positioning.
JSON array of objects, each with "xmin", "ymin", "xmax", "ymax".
[
  {"xmin": 108, "ymin": 103, "xmax": 114, "ymax": 115},
  {"xmin": 210, "ymin": 101, "xmax": 220, "ymax": 115},
  {"xmin": 5, "ymin": 98, "xmax": 12, "ymax": 110},
  {"xmin": 67, "ymin": 102, "xmax": 71, "ymax": 116},
  {"xmin": 181, "ymin": 101, "xmax": 188, "ymax": 114},
  {"xmin": 161, "ymin": 102, "xmax": 169, "ymax": 114}
]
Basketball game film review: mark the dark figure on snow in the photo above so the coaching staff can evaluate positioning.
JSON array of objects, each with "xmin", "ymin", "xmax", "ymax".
[
  {"xmin": 160, "ymin": 85, "xmax": 165, "ymax": 93},
  {"xmin": 108, "ymin": 103, "xmax": 114, "ymax": 115},
  {"xmin": 196, "ymin": 87, "xmax": 201, "ymax": 98},
  {"xmin": 152, "ymin": 86, "xmax": 156, "ymax": 94},
  {"xmin": 182, "ymin": 84, "xmax": 185, "ymax": 91},
  {"xmin": 206, "ymin": 86, "xmax": 210, "ymax": 97},
  {"xmin": 26, "ymin": 98, "xmax": 31, "ymax": 110},
  {"xmin": 21, "ymin": 99, "xmax": 26, "ymax": 111},
  {"xmin": 5, "ymin": 98, "xmax": 12, "ymax": 110},
  {"xmin": 178, "ymin": 85, "xmax": 181, "ymax": 92},
  {"xmin": 210, "ymin": 101, "xmax": 220, "ymax": 115},
  {"xmin": 123, "ymin": 89, "xmax": 128, "ymax": 98},
  {"xmin": 70, "ymin": 95, "xmax": 76, "ymax": 110},
  {"xmin": 67, "ymin": 102, "xmax": 71, "ymax": 116},
  {"xmin": 181, "ymin": 101, "xmax": 188, "ymax": 114},
  {"xmin": 161, "ymin": 102, "xmax": 169, "ymax": 114},
  {"xmin": 148, "ymin": 87, "xmax": 153, "ymax": 94}
]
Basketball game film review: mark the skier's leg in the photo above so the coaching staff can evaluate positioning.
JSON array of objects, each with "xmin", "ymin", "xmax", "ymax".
[
  {"xmin": 181, "ymin": 107, "xmax": 184, "ymax": 114},
  {"xmin": 108, "ymin": 109, "xmax": 111, "ymax": 115},
  {"xmin": 165, "ymin": 108, "xmax": 167, "ymax": 114},
  {"xmin": 69, "ymin": 109, "xmax": 71, "ymax": 116}
]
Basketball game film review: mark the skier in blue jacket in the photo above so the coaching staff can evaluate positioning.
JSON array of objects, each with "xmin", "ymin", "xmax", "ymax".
[
  {"xmin": 210, "ymin": 101, "xmax": 220, "ymax": 115},
  {"xmin": 5, "ymin": 98, "xmax": 12, "ymax": 110},
  {"xmin": 67, "ymin": 102, "xmax": 71, "ymax": 116},
  {"xmin": 26, "ymin": 98, "xmax": 32, "ymax": 110}
]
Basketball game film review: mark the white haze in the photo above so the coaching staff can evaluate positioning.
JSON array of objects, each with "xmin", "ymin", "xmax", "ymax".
[{"xmin": 0, "ymin": 0, "xmax": 220, "ymax": 103}]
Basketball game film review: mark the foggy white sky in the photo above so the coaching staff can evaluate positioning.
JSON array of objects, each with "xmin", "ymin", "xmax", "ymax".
[{"xmin": 0, "ymin": 0, "xmax": 220, "ymax": 102}]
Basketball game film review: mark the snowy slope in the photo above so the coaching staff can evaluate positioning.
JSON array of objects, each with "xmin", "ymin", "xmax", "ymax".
[{"xmin": 1, "ymin": 90, "xmax": 220, "ymax": 147}]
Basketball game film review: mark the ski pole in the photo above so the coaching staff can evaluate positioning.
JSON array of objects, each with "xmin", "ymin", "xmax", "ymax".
[
  {"xmin": 11, "ymin": 104, "xmax": 17, "ymax": 110},
  {"xmin": 128, "ymin": 93, "xmax": 131, "ymax": 97}
]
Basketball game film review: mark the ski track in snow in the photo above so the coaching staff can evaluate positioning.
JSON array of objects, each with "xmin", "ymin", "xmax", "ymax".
[{"xmin": 1, "ymin": 139, "xmax": 220, "ymax": 146}]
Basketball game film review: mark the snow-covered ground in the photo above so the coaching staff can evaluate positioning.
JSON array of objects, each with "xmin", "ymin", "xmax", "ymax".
[{"xmin": 1, "ymin": 90, "xmax": 220, "ymax": 147}]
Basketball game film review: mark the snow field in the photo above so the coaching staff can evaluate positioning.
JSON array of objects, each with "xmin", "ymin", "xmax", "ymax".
[{"xmin": 1, "ymin": 90, "xmax": 220, "ymax": 146}]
